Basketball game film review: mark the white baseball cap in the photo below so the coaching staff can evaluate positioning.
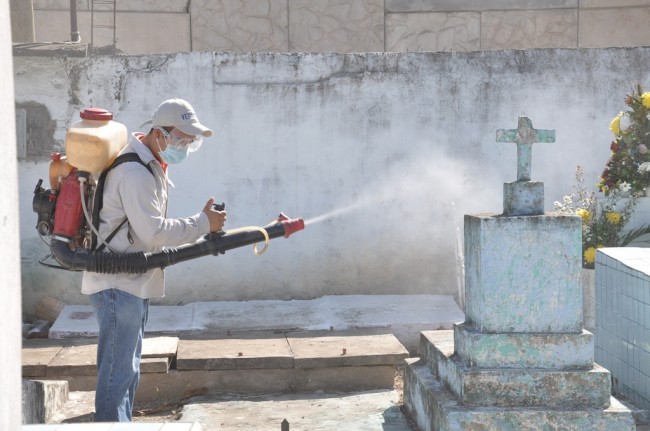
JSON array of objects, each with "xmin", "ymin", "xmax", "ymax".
[{"xmin": 142, "ymin": 98, "xmax": 213, "ymax": 137}]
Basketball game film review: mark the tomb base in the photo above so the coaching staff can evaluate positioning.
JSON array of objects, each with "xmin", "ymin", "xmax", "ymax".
[{"xmin": 404, "ymin": 331, "xmax": 635, "ymax": 431}]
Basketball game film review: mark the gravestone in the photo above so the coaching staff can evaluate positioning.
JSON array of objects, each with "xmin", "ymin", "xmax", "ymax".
[{"xmin": 403, "ymin": 117, "xmax": 635, "ymax": 430}]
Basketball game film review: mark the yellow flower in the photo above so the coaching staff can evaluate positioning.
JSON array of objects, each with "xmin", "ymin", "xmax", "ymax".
[
  {"xmin": 642, "ymin": 92, "xmax": 650, "ymax": 109},
  {"xmin": 606, "ymin": 212, "xmax": 622, "ymax": 224},
  {"xmin": 576, "ymin": 209, "xmax": 592, "ymax": 223},
  {"xmin": 584, "ymin": 247, "xmax": 597, "ymax": 265},
  {"xmin": 610, "ymin": 113, "xmax": 621, "ymax": 135}
]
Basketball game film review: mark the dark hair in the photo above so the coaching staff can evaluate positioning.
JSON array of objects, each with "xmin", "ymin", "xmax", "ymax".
[{"xmin": 149, "ymin": 126, "xmax": 174, "ymax": 134}]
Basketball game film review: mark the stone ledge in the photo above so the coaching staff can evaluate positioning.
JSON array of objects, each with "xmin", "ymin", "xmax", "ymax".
[
  {"xmin": 13, "ymin": 42, "xmax": 88, "ymax": 57},
  {"xmin": 386, "ymin": 0, "xmax": 578, "ymax": 13},
  {"xmin": 439, "ymin": 355, "xmax": 612, "ymax": 408},
  {"xmin": 33, "ymin": 0, "xmax": 189, "ymax": 13},
  {"xmin": 176, "ymin": 336, "xmax": 295, "ymax": 371},
  {"xmin": 287, "ymin": 330, "xmax": 409, "ymax": 369},
  {"xmin": 177, "ymin": 330, "xmax": 409, "ymax": 371},
  {"xmin": 422, "ymin": 330, "xmax": 611, "ymax": 408},
  {"xmin": 580, "ymin": 0, "xmax": 650, "ymax": 8},
  {"xmin": 22, "ymin": 337, "xmax": 179, "ymax": 378},
  {"xmin": 22, "ymin": 331, "xmax": 407, "ymax": 399},
  {"xmin": 452, "ymin": 324, "xmax": 595, "ymax": 369}
]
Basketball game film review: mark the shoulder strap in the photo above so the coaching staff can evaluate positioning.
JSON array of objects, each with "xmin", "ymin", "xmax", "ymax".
[{"xmin": 91, "ymin": 153, "xmax": 154, "ymax": 251}]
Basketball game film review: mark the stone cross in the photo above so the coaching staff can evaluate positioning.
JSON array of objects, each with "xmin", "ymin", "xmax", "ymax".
[{"xmin": 496, "ymin": 117, "xmax": 555, "ymax": 181}]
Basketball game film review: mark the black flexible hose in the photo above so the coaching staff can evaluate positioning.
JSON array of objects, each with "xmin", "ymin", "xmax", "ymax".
[{"xmin": 50, "ymin": 221, "xmax": 292, "ymax": 274}]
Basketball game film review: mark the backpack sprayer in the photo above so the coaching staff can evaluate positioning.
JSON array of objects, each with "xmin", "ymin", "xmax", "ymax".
[{"xmin": 32, "ymin": 108, "xmax": 304, "ymax": 274}]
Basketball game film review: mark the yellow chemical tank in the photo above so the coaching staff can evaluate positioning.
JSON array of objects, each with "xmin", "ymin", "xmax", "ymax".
[
  {"xmin": 48, "ymin": 152, "xmax": 73, "ymax": 192},
  {"xmin": 65, "ymin": 108, "xmax": 127, "ymax": 174}
]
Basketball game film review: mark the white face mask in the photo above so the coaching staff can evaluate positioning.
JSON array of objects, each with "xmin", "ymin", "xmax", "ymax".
[
  {"xmin": 155, "ymin": 128, "xmax": 191, "ymax": 164},
  {"xmin": 159, "ymin": 141, "xmax": 191, "ymax": 164}
]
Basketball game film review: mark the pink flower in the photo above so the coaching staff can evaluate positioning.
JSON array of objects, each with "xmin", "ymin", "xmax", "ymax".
[{"xmin": 638, "ymin": 144, "xmax": 648, "ymax": 154}]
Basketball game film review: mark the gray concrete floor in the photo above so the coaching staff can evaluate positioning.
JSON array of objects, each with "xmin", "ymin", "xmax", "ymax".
[
  {"xmin": 37, "ymin": 361, "xmax": 415, "ymax": 430},
  {"xmin": 46, "ymin": 387, "xmax": 416, "ymax": 431},
  {"xmin": 172, "ymin": 390, "xmax": 413, "ymax": 431}
]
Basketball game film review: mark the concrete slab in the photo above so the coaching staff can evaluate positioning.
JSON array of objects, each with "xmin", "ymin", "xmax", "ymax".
[
  {"xmin": 22, "ymin": 340, "xmax": 67, "ymax": 377},
  {"xmin": 49, "ymin": 305, "xmax": 97, "ymax": 338},
  {"xmin": 141, "ymin": 337, "xmax": 178, "ymax": 373},
  {"xmin": 141, "ymin": 357, "xmax": 171, "ymax": 374},
  {"xmin": 47, "ymin": 341, "xmax": 97, "ymax": 377},
  {"xmin": 176, "ymin": 335, "xmax": 294, "ymax": 370},
  {"xmin": 24, "ymin": 331, "xmax": 407, "ymax": 399},
  {"xmin": 49, "ymin": 295, "xmax": 465, "ymax": 353},
  {"xmin": 36, "ymin": 337, "xmax": 180, "ymax": 378},
  {"xmin": 142, "ymin": 337, "xmax": 179, "ymax": 358},
  {"xmin": 287, "ymin": 330, "xmax": 409, "ymax": 368},
  {"xmin": 49, "ymin": 305, "xmax": 196, "ymax": 339}
]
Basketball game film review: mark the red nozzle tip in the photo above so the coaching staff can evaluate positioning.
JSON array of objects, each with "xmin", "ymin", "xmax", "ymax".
[{"xmin": 281, "ymin": 217, "xmax": 305, "ymax": 238}]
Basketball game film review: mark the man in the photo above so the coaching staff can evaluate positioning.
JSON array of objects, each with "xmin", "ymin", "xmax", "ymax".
[{"xmin": 81, "ymin": 98, "xmax": 227, "ymax": 422}]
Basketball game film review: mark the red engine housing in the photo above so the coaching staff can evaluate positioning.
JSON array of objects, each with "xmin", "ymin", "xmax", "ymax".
[{"xmin": 52, "ymin": 169, "xmax": 85, "ymax": 241}]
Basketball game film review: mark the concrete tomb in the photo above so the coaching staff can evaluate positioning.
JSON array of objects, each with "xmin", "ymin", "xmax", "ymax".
[{"xmin": 403, "ymin": 117, "xmax": 635, "ymax": 430}]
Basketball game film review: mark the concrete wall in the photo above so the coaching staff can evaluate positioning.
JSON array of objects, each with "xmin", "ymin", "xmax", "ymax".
[
  {"xmin": 13, "ymin": 47, "xmax": 650, "ymax": 316},
  {"xmin": 19, "ymin": 0, "xmax": 650, "ymax": 54},
  {"xmin": 595, "ymin": 248, "xmax": 650, "ymax": 410},
  {"xmin": 2, "ymin": 0, "xmax": 23, "ymax": 430},
  {"xmin": 10, "ymin": 0, "xmax": 35, "ymax": 43}
]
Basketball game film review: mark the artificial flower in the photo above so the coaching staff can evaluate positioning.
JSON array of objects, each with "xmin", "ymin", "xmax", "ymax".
[
  {"xmin": 619, "ymin": 182, "xmax": 632, "ymax": 192},
  {"xmin": 610, "ymin": 114, "xmax": 621, "ymax": 136},
  {"xmin": 556, "ymin": 166, "xmax": 648, "ymax": 269},
  {"xmin": 606, "ymin": 212, "xmax": 622, "ymax": 224},
  {"xmin": 599, "ymin": 84, "xmax": 650, "ymax": 196},
  {"xmin": 584, "ymin": 247, "xmax": 597, "ymax": 265},
  {"xmin": 642, "ymin": 92, "xmax": 650, "ymax": 109},
  {"xmin": 576, "ymin": 208, "xmax": 592, "ymax": 222}
]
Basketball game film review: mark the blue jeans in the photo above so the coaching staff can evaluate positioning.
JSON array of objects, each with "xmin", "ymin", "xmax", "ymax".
[{"xmin": 89, "ymin": 289, "xmax": 149, "ymax": 422}]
